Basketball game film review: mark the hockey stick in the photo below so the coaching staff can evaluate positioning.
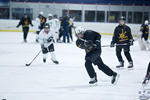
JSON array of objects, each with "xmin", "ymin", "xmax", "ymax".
[
  {"xmin": 25, "ymin": 50, "xmax": 42, "ymax": 66},
  {"xmin": 102, "ymin": 43, "xmax": 129, "ymax": 47}
]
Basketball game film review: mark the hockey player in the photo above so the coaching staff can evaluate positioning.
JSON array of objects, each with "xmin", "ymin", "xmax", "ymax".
[
  {"xmin": 110, "ymin": 16, "xmax": 134, "ymax": 69},
  {"xmin": 46, "ymin": 13, "xmax": 53, "ymax": 28},
  {"xmin": 57, "ymin": 17, "xmax": 63, "ymax": 43},
  {"xmin": 38, "ymin": 23, "xmax": 59, "ymax": 64},
  {"xmin": 16, "ymin": 13, "xmax": 33, "ymax": 42},
  {"xmin": 53, "ymin": 14, "xmax": 60, "ymax": 42},
  {"xmin": 35, "ymin": 12, "xmax": 47, "ymax": 42},
  {"xmin": 142, "ymin": 62, "xmax": 150, "ymax": 86},
  {"xmin": 46, "ymin": 13, "xmax": 56, "ymax": 41},
  {"xmin": 75, "ymin": 26, "xmax": 119, "ymax": 84},
  {"xmin": 139, "ymin": 20, "xmax": 150, "ymax": 50},
  {"xmin": 39, "ymin": 12, "xmax": 47, "ymax": 30}
]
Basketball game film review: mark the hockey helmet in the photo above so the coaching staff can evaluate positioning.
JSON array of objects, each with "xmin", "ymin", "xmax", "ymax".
[
  {"xmin": 119, "ymin": 16, "xmax": 126, "ymax": 21},
  {"xmin": 39, "ymin": 11, "xmax": 44, "ymax": 16},
  {"xmin": 48, "ymin": 13, "xmax": 53, "ymax": 17},
  {"xmin": 145, "ymin": 20, "xmax": 149, "ymax": 25},
  {"xmin": 53, "ymin": 14, "xmax": 58, "ymax": 18},
  {"xmin": 75, "ymin": 26, "xmax": 86, "ymax": 35},
  {"xmin": 44, "ymin": 23, "xmax": 50, "ymax": 28}
]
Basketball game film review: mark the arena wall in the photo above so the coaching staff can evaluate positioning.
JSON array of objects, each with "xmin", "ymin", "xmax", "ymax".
[{"xmin": 0, "ymin": 19, "xmax": 142, "ymax": 36}]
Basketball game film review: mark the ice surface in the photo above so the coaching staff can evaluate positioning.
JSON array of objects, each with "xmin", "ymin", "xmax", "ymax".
[{"xmin": 0, "ymin": 32, "xmax": 149, "ymax": 100}]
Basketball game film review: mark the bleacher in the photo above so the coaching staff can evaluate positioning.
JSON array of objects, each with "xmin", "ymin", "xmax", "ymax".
[{"xmin": 11, "ymin": 0, "xmax": 150, "ymax": 6}]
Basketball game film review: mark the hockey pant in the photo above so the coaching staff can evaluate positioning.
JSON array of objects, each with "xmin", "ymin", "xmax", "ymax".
[
  {"xmin": 42, "ymin": 44, "xmax": 57, "ymax": 61},
  {"xmin": 142, "ymin": 33, "xmax": 149, "ymax": 41},
  {"xmin": 23, "ymin": 27, "xmax": 29, "ymax": 41},
  {"xmin": 116, "ymin": 45, "xmax": 133, "ymax": 62},
  {"xmin": 85, "ymin": 50, "xmax": 114, "ymax": 78}
]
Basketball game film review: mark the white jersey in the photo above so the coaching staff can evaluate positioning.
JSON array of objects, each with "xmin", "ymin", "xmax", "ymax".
[
  {"xmin": 46, "ymin": 19, "xmax": 55, "ymax": 31},
  {"xmin": 38, "ymin": 29, "xmax": 54, "ymax": 48},
  {"xmin": 53, "ymin": 18, "xmax": 60, "ymax": 33},
  {"xmin": 46, "ymin": 18, "xmax": 60, "ymax": 33},
  {"xmin": 35, "ymin": 17, "xmax": 41, "ymax": 31}
]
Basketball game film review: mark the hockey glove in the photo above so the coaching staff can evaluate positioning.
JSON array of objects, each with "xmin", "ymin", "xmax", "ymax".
[
  {"xmin": 84, "ymin": 40, "xmax": 94, "ymax": 52},
  {"xmin": 110, "ymin": 41, "xmax": 115, "ymax": 47},
  {"xmin": 95, "ymin": 40, "xmax": 101, "ymax": 49},
  {"xmin": 129, "ymin": 39, "xmax": 134, "ymax": 46},
  {"xmin": 47, "ymin": 37, "xmax": 53, "ymax": 42},
  {"xmin": 84, "ymin": 40, "xmax": 93, "ymax": 48}
]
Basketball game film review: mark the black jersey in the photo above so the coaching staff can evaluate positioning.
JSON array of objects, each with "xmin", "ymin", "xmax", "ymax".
[
  {"xmin": 40, "ymin": 17, "xmax": 47, "ymax": 30},
  {"xmin": 76, "ymin": 30, "xmax": 101, "ymax": 53},
  {"xmin": 140, "ymin": 24, "xmax": 149, "ymax": 34},
  {"xmin": 17, "ymin": 17, "xmax": 33, "ymax": 27},
  {"xmin": 112, "ymin": 24, "xmax": 133, "ymax": 44}
]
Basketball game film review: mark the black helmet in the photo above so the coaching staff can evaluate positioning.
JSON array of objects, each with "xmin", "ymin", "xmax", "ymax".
[
  {"xmin": 44, "ymin": 23, "xmax": 50, "ymax": 28},
  {"xmin": 119, "ymin": 16, "xmax": 126, "ymax": 21}
]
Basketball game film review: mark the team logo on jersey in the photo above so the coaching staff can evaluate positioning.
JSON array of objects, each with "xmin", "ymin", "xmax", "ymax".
[
  {"xmin": 119, "ymin": 29, "xmax": 129, "ymax": 41},
  {"xmin": 25, "ymin": 19, "xmax": 29, "ymax": 25}
]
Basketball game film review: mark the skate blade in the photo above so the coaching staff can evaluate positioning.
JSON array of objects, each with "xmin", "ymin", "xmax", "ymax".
[
  {"xmin": 116, "ymin": 67, "xmax": 124, "ymax": 70},
  {"xmin": 89, "ymin": 82, "xmax": 98, "ymax": 87},
  {"xmin": 128, "ymin": 67, "xmax": 134, "ymax": 70}
]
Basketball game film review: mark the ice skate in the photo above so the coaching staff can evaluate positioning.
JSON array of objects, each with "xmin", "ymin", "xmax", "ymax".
[
  {"xmin": 43, "ymin": 58, "xmax": 46, "ymax": 63},
  {"xmin": 142, "ymin": 78, "xmax": 149, "ymax": 87},
  {"xmin": 24, "ymin": 39, "xmax": 27, "ymax": 43},
  {"xmin": 116, "ymin": 61, "xmax": 124, "ymax": 69},
  {"xmin": 89, "ymin": 75, "xmax": 97, "ymax": 85},
  {"xmin": 128, "ymin": 62, "xmax": 133, "ymax": 69},
  {"xmin": 111, "ymin": 72, "xmax": 120, "ymax": 85},
  {"xmin": 142, "ymin": 73, "xmax": 150, "ymax": 87},
  {"xmin": 52, "ymin": 60, "xmax": 59, "ymax": 64},
  {"xmin": 43, "ymin": 54, "xmax": 47, "ymax": 63},
  {"xmin": 50, "ymin": 52, "xmax": 59, "ymax": 64}
]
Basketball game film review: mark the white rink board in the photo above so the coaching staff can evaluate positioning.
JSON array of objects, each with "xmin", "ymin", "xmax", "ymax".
[{"xmin": 0, "ymin": 19, "xmax": 142, "ymax": 35}]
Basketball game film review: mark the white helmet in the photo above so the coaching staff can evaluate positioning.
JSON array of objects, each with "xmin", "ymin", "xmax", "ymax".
[
  {"xmin": 75, "ymin": 26, "xmax": 86, "ymax": 35},
  {"xmin": 39, "ymin": 11, "xmax": 44, "ymax": 15},
  {"xmin": 145, "ymin": 20, "xmax": 149, "ymax": 25},
  {"xmin": 48, "ymin": 13, "xmax": 53, "ymax": 17}
]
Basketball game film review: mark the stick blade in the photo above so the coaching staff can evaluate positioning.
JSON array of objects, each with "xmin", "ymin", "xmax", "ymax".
[{"xmin": 25, "ymin": 64, "xmax": 30, "ymax": 66}]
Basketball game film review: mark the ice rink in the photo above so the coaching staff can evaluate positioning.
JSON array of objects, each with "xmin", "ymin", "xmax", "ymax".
[{"xmin": 0, "ymin": 31, "xmax": 149, "ymax": 100}]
